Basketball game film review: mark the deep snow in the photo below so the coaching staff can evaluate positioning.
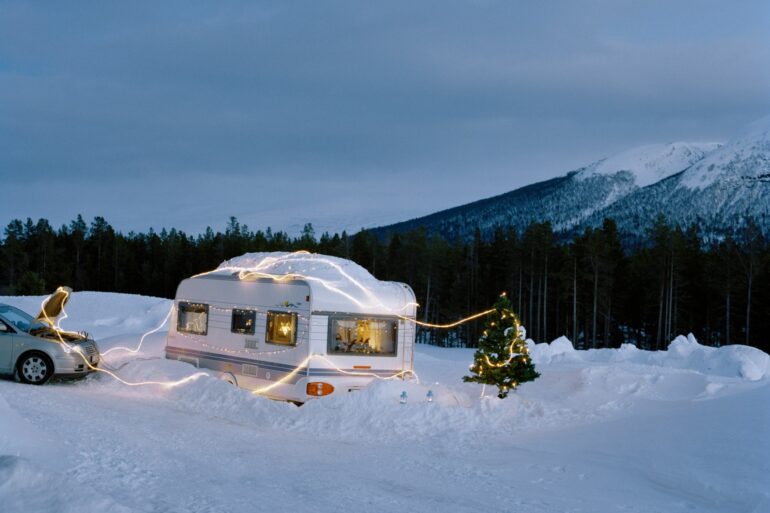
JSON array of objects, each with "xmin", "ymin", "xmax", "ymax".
[{"xmin": 1, "ymin": 292, "xmax": 768, "ymax": 513}]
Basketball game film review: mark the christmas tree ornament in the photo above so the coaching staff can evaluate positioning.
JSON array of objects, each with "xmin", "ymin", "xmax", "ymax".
[{"xmin": 463, "ymin": 293, "xmax": 539, "ymax": 398}]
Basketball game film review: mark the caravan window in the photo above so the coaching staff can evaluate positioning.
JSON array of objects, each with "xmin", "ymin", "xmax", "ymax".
[
  {"xmin": 266, "ymin": 311, "xmax": 297, "ymax": 345},
  {"xmin": 328, "ymin": 316, "xmax": 398, "ymax": 356},
  {"xmin": 231, "ymin": 309, "xmax": 256, "ymax": 335},
  {"xmin": 177, "ymin": 302, "xmax": 208, "ymax": 335}
]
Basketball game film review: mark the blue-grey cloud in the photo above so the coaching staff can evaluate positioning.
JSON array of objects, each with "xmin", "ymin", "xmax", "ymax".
[{"xmin": 1, "ymin": 0, "xmax": 768, "ymax": 234}]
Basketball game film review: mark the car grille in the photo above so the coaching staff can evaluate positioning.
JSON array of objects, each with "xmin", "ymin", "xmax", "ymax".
[{"xmin": 81, "ymin": 342, "xmax": 97, "ymax": 355}]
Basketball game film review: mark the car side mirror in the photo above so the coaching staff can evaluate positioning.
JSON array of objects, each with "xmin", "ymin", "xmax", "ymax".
[{"xmin": 0, "ymin": 322, "xmax": 11, "ymax": 333}]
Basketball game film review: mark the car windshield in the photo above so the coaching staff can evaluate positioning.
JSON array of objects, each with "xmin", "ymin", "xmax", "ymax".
[{"xmin": 0, "ymin": 305, "xmax": 38, "ymax": 332}]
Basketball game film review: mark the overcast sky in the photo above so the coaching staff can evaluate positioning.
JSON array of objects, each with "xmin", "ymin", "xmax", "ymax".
[{"xmin": 1, "ymin": 0, "xmax": 769, "ymax": 235}]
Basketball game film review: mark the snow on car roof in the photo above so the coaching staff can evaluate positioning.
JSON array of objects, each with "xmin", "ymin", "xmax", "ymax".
[{"xmin": 209, "ymin": 251, "xmax": 417, "ymax": 316}]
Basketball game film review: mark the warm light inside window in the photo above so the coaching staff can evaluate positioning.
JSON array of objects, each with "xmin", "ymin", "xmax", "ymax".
[
  {"xmin": 231, "ymin": 309, "xmax": 256, "ymax": 335},
  {"xmin": 266, "ymin": 311, "xmax": 297, "ymax": 345},
  {"xmin": 329, "ymin": 316, "xmax": 398, "ymax": 356},
  {"xmin": 177, "ymin": 302, "xmax": 208, "ymax": 335}
]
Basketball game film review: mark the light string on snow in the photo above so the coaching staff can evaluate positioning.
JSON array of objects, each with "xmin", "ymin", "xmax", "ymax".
[
  {"xmin": 39, "ymin": 251, "xmax": 498, "ymax": 394},
  {"xmin": 312, "ymin": 354, "xmax": 418, "ymax": 382},
  {"xmin": 37, "ymin": 289, "xmax": 207, "ymax": 388},
  {"xmin": 101, "ymin": 305, "xmax": 174, "ymax": 356},
  {"xmin": 174, "ymin": 251, "xmax": 498, "ymax": 358},
  {"xmin": 248, "ymin": 355, "xmax": 313, "ymax": 395},
  {"xmin": 196, "ymin": 252, "xmax": 420, "ymax": 315},
  {"xmin": 105, "ymin": 300, "xmax": 312, "ymax": 357},
  {"xmin": 175, "ymin": 301, "xmax": 312, "ymax": 356},
  {"xmin": 38, "ymin": 289, "xmax": 419, "ymax": 393},
  {"xmin": 197, "ymin": 251, "xmax": 495, "ymax": 329},
  {"xmin": 248, "ymin": 354, "xmax": 419, "ymax": 396}
]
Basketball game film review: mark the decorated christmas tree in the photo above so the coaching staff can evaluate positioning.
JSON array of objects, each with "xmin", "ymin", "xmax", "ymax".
[{"xmin": 463, "ymin": 293, "xmax": 539, "ymax": 398}]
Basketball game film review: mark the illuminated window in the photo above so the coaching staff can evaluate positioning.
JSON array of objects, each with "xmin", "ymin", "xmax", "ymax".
[
  {"xmin": 231, "ymin": 309, "xmax": 256, "ymax": 335},
  {"xmin": 266, "ymin": 311, "xmax": 297, "ymax": 345},
  {"xmin": 177, "ymin": 302, "xmax": 208, "ymax": 335},
  {"xmin": 328, "ymin": 316, "xmax": 398, "ymax": 356}
]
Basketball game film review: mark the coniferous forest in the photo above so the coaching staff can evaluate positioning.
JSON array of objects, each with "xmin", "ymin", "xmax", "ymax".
[{"xmin": 2, "ymin": 215, "xmax": 768, "ymax": 353}]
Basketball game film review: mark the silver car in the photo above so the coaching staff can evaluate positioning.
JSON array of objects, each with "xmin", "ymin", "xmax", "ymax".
[{"xmin": 0, "ymin": 288, "xmax": 100, "ymax": 385}]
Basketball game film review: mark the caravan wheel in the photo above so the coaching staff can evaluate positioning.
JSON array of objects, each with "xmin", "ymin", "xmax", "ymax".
[{"xmin": 220, "ymin": 373, "xmax": 238, "ymax": 387}]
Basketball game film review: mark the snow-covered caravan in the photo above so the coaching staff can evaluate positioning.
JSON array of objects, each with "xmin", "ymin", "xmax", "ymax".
[{"xmin": 165, "ymin": 252, "xmax": 417, "ymax": 402}]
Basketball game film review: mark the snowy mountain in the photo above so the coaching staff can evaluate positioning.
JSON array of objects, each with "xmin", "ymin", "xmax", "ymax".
[
  {"xmin": 373, "ymin": 141, "xmax": 724, "ymax": 240},
  {"xmin": 372, "ymin": 117, "xmax": 770, "ymax": 240},
  {"xmin": 575, "ymin": 142, "xmax": 721, "ymax": 188},
  {"xmin": 589, "ymin": 118, "xmax": 770, "ymax": 237}
]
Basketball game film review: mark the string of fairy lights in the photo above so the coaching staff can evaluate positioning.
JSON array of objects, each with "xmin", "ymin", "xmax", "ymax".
[
  {"xmin": 37, "ymin": 288, "xmax": 209, "ymax": 388},
  {"xmin": 467, "ymin": 293, "xmax": 533, "ymax": 395},
  {"xmin": 39, "ymin": 252, "xmax": 504, "ymax": 397},
  {"xmin": 172, "ymin": 304, "xmax": 312, "ymax": 356}
]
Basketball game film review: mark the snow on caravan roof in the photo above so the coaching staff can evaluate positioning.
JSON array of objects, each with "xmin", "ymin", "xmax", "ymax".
[{"xmin": 212, "ymin": 251, "xmax": 417, "ymax": 316}]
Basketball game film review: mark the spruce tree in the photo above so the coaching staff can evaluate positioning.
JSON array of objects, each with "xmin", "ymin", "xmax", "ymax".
[{"xmin": 464, "ymin": 293, "xmax": 539, "ymax": 398}]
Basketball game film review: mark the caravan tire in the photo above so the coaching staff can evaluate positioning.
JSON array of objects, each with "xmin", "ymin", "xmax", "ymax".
[{"xmin": 220, "ymin": 373, "xmax": 238, "ymax": 387}]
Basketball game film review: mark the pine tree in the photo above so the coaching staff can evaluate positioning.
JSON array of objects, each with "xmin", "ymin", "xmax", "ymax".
[{"xmin": 463, "ymin": 293, "xmax": 539, "ymax": 398}]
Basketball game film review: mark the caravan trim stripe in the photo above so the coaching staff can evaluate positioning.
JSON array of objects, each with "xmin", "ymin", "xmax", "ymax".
[{"xmin": 165, "ymin": 346, "xmax": 404, "ymax": 380}]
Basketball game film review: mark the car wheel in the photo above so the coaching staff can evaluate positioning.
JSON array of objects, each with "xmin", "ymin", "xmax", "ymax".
[{"xmin": 17, "ymin": 352, "xmax": 54, "ymax": 385}]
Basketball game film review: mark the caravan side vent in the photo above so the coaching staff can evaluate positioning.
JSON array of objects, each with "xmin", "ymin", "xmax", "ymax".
[
  {"xmin": 244, "ymin": 339, "xmax": 258, "ymax": 349},
  {"xmin": 242, "ymin": 364, "xmax": 258, "ymax": 377}
]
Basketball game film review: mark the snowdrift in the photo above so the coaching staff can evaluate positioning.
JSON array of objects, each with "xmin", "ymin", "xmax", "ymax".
[
  {"xmin": 1, "ymin": 291, "xmax": 768, "ymax": 512},
  {"xmin": 3, "ymin": 290, "xmax": 754, "ymax": 446},
  {"xmin": 530, "ymin": 334, "xmax": 770, "ymax": 381},
  {"xmin": 0, "ymin": 291, "xmax": 767, "ymax": 444},
  {"xmin": 61, "ymin": 328, "xmax": 766, "ymax": 452},
  {"xmin": 0, "ymin": 292, "xmax": 171, "ymax": 341}
]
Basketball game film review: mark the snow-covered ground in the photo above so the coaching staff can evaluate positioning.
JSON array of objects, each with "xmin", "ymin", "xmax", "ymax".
[{"xmin": 1, "ymin": 292, "xmax": 768, "ymax": 513}]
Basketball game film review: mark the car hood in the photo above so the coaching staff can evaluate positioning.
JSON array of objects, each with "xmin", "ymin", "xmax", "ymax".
[{"xmin": 34, "ymin": 286, "xmax": 72, "ymax": 326}]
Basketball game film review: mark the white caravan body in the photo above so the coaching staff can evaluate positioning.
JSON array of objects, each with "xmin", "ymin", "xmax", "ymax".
[{"xmin": 165, "ymin": 252, "xmax": 417, "ymax": 402}]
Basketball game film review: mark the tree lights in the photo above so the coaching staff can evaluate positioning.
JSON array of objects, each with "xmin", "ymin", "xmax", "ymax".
[
  {"xmin": 33, "ymin": 251, "xmax": 524, "ymax": 399},
  {"xmin": 463, "ymin": 293, "xmax": 539, "ymax": 399}
]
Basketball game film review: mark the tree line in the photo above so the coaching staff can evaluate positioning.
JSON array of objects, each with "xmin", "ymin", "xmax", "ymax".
[{"xmin": 2, "ymin": 215, "xmax": 768, "ymax": 353}]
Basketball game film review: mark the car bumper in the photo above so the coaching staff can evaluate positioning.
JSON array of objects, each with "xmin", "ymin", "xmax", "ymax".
[{"xmin": 55, "ymin": 352, "xmax": 100, "ymax": 376}]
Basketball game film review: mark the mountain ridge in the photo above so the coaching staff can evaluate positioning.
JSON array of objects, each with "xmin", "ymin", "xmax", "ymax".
[{"xmin": 372, "ymin": 121, "xmax": 770, "ymax": 241}]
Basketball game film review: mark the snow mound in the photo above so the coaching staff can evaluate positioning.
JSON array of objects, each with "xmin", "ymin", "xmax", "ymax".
[
  {"xmin": 0, "ymin": 292, "xmax": 171, "ymax": 341},
  {"xmin": 219, "ymin": 251, "xmax": 379, "ymax": 284},
  {"xmin": 2, "ymin": 291, "xmax": 770, "ymax": 512},
  {"xmin": 5, "ymin": 291, "xmax": 769, "ymax": 448},
  {"xmin": 530, "ymin": 335, "xmax": 579, "ymax": 364},
  {"xmin": 577, "ymin": 142, "xmax": 720, "ymax": 187},
  {"xmin": 665, "ymin": 335, "xmax": 770, "ymax": 381},
  {"xmin": 217, "ymin": 251, "xmax": 415, "ymax": 314},
  {"xmin": 529, "ymin": 334, "xmax": 769, "ymax": 381},
  {"xmin": 91, "ymin": 330, "xmax": 769, "ymax": 447}
]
